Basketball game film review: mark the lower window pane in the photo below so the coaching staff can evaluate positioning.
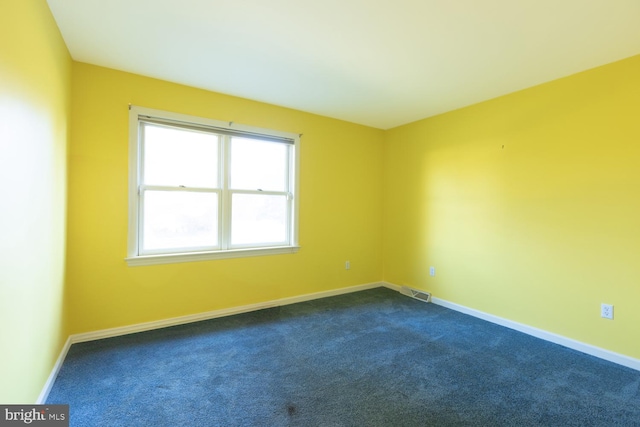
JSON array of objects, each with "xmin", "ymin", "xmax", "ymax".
[
  {"xmin": 231, "ymin": 194, "xmax": 287, "ymax": 246},
  {"xmin": 143, "ymin": 191, "xmax": 218, "ymax": 251}
]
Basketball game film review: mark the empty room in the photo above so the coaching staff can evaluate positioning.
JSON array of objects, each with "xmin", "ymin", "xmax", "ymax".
[{"xmin": 1, "ymin": 0, "xmax": 639, "ymax": 425}]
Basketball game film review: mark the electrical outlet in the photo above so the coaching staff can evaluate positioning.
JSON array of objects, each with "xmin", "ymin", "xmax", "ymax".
[
  {"xmin": 345, "ymin": 261, "xmax": 350, "ymax": 270},
  {"xmin": 429, "ymin": 266, "xmax": 435, "ymax": 277},
  {"xmin": 601, "ymin": 303, "xmax": 614, "ymax": 320}
]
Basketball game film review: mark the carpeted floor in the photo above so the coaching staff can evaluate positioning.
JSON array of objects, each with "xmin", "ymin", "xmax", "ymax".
[{"xmin": 47, "ymin": 287, "xmax": 640, "ymax": 426}]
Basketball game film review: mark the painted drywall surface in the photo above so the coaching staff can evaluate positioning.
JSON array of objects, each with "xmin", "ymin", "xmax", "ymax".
[
  {"xmin": 67, "ymin": 63, "xmax": 384, "ymax": 333},
  {"xmin": 383, "ymin": 55, "xmax": 640, "ymax": 358},
  {"xmin": 0, "ymin": 0, "xmax": 71, "ymax": 402}
]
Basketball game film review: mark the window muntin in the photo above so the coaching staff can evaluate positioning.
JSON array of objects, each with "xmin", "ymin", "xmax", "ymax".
[
  {"xmin": 230, "ymin": 137, "xmax": 288, "ymax": 191},
  {"xmin": 127, "ymin": 106, "xmax": 299, "ymax": 266}
]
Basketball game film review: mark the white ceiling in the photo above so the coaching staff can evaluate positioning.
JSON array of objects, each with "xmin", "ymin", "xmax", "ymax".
[{"xmin": 47, "ymin": 0, "xmax": 640, "ymax": 129}]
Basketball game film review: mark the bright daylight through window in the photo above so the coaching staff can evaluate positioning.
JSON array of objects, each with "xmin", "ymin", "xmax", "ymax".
[{"xmin": 126, "ymin": 106, "xmax": 300, "ymax": 266}]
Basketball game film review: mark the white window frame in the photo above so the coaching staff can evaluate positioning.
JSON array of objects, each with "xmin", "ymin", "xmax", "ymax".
[{"xmin": 126, "ymin": 106, "xmax": 300, "ymax": 266}]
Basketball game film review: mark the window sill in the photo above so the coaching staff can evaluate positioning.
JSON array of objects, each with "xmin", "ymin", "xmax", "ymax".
[{"xmin": 125, "ymin": 245, "xmax": 300, "ymax": 267}]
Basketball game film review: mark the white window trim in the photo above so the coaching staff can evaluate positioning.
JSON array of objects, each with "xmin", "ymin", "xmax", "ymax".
[{"xmin": 126, "ymin": 106, "xmax": 300, "ymax": 266}]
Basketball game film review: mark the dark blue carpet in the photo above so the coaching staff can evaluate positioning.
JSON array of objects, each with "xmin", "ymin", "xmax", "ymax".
[{"xmin": 47, "ymin": 287, "xmax": 640, "ymax": 426}]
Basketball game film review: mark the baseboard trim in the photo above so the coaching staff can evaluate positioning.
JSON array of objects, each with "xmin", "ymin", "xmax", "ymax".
[
  {"xmin": 41, "ymin": 281, "xmax": 385, "ymax": 401},
  {"xmin": 37, "ymin": 336, "xmax": 72, "ymax": 404},
  {"xmin": 432, "ymin": 297, "xmax": 640, "ymax": 371},
  {"xmin": 43, "ymin": 280, "xmax": 638, "ymax": 403},
  {"xmin": 70, "ymin": 281, "xmax": 385, "ymax": 344},
  {"xmin": 381, "ymin": 282, "xmax": 640, "ymax": 372},
  {"xmin": 381, "ymin": 282, "xmax": 401, "ymax": 292}
]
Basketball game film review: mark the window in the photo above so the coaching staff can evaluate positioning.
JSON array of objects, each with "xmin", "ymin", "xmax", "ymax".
[{"xmin": 126, "ymin": 106, "xmax": 299, "ymax": 266}]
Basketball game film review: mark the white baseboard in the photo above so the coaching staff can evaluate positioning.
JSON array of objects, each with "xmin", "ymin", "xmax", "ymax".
[
  {"xmin": 381, "ymin": 282, "xmax": 401, "ymax": 292},
  {"xmin": 381, "ymin": 281, "xmax": 640, "ymax": 372},
  {"xmin": 41, "ymin": 280, "xmax": 639, "ymax": 403},
  {"xmin": 37, "ymin": 336, "xmax": 72, "ymax": 404},
  {"xmin": 70, "ymin": 281, "xmax": 385, "ymax": 343},
  {"xmin": 432, "ymin": 297, "xmax": 640, "ymax": 371},
  {"xmin": 40, "ymin": 281, "xmax": 386, "ymax": 400}
]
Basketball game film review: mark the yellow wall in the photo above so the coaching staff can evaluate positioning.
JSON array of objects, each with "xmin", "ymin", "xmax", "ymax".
[
  {"xmin": 67, "ymin": 63, "xmax": 384, "ymax": 333},
  {"xmin": 384, "ymin": 55, "xmax": 640, "ymax": 359},
  {"xmin": 0, "ymin": 0, "xmax": 71, "ymax": 402},
  {"xmin": 3, "ymin": 0, "xmax": 639, "ymax": 401}
]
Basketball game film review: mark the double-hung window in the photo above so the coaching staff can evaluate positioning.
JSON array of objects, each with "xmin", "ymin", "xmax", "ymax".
[{"xmin": 126, "ymin": 106, "xmax": 300, "ymax": 266}]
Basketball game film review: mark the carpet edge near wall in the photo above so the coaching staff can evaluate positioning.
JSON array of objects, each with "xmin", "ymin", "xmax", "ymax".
[
  {"xmin": 38, "ymin": 280, "xmax": 640, "ymax": 403},
  {"xmin": 37, "ymin": 281, "xmax": 385, "ymax": 403}
]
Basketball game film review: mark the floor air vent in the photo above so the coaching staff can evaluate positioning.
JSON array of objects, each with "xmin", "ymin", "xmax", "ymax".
[{"xmin": 400, "ymin": 286, "xmax": 432, "ymax": 303}]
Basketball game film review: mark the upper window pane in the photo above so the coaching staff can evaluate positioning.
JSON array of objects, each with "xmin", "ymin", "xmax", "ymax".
[
  {"xmin": 143, "ymin": 124, "xmax": 219, "ymax": 188},
  {"xmin": 230, "ymin": 137, "xmax": 288, "ymax": 191}
]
